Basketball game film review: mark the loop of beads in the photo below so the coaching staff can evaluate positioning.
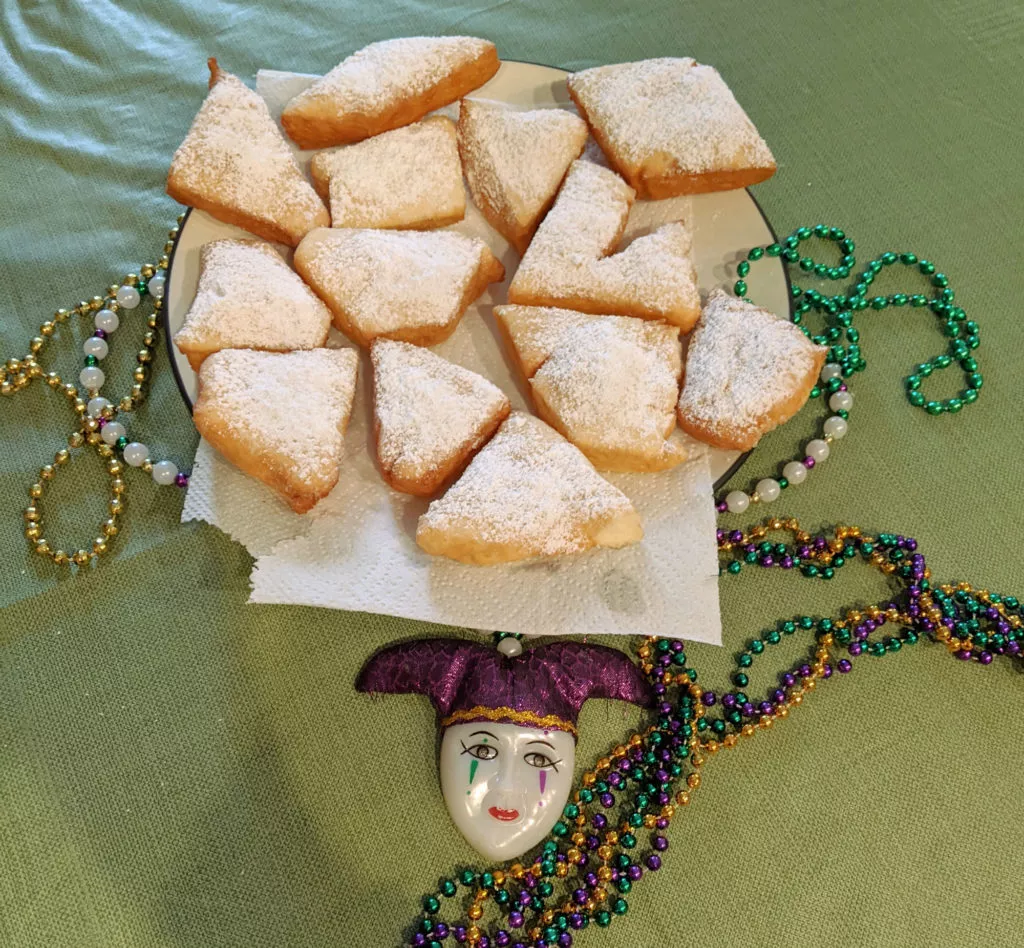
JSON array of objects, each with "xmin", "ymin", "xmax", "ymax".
[
  {"xmin": 2, "ymin": 217, "xmax": 188, "ymax": 569},
  {"xmin": 718, "ymin": 226, "xmax": 981, "ymax": 512}
]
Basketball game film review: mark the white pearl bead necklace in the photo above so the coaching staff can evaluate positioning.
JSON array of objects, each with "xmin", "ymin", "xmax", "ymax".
[
  {"xmin": 79, "ymin": 276, "xmax": 186, "ymax": 492},
  {"xmin": 717, "ymin": 363, "xmax": 852, "ymax": 513}
]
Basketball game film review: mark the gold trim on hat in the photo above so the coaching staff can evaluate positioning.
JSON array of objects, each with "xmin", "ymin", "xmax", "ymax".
[{"xmin": 440, "ymin": 705, "xmax": 577, "ymax": 737}]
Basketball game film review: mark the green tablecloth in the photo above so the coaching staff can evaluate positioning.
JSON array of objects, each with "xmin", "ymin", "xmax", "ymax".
[{"xmin": 2, "ymin": 1, "xmax": 1022, "ymax": 945}]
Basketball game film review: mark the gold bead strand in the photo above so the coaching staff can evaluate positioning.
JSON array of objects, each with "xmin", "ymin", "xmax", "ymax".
[{"xmin": 4, "ymin": 217, "xmax": 181, "ymax": 568}]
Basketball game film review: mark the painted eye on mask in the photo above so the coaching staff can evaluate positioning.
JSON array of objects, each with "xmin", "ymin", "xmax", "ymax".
[
  {"xmin": 523, "ymin": 751, "xmax": 561, "ymax": 771},
  {"xmin": 462, "ymin": 742, "xmax": 498, "ymax": 761}
]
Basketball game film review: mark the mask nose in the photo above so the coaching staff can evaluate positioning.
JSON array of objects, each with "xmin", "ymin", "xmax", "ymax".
[{"xmin": 484, "ymin": 759, "xmax": 529, "ymax": 823}]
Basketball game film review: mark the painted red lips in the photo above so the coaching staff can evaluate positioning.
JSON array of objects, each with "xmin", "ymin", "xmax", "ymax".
[{"xmin": 488, "ymin": 806, "xmax": 520, "ymax": 822}]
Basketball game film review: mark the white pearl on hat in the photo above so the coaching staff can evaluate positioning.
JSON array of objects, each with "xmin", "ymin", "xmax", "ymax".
[{"xmin": 497, "ymin": 637, "xmax": 524, "ymax": 658}]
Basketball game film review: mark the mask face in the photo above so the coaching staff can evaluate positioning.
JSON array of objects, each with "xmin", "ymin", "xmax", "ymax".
[{"xmin": 439, "ymin": 722, "xmax": 576, "ymax": 861}]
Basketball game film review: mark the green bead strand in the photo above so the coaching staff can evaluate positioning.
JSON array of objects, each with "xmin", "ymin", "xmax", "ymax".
[{"xmin": 733, "ymin": 225, "xmax": 981, "ymax": 415}]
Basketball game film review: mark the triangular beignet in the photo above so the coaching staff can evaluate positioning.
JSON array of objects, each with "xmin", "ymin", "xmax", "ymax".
[
  {"xmin": 371, "ymin": 339, "xmax": 510, "ymax": 496},
  {"xmin": 495, "ymin": 304, "xmax": 599, "ymax": 378},
  {"xmin": 457, "ymin": 99, "xmax": 587, "ymax": 254},
  {"xmin": 676, "ymin": 289, "xmax": 826, "ymax": 451},
  {"xmin": 294, "ymin": 227, "xmax": 504, "ymax": 348},
  {"xmin": 193, "ymin": 348, "xmax": 359, "ymax": 513},
  {"xmin": 173, "ymin": 239, "xmax": 331, "ymax": 371},
  {"xmin": 529, "ymin": 317, "xmax": 685, "ymax": 473},
  {"xmin": 416, "ymin": 412, "xmax": 642, "ymax": 565},
  {"xmin": 167, "ymin": 59, "xmax": 329, "ymax": 246},
  {"xmin": 496, "ymin": 305, "xmax": 685, "ymax": 472}
]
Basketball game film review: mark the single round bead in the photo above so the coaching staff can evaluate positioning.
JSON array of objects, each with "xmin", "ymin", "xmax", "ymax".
[
  {"xmin": 820, "ymin": 363, "xmax": 842, "ymax": 383},
  {"xmin": 84, "ymin": 336, "xmax": 109, "ymax": 360},
  {"xmin": 755, "ymin": 479, "xmax": 781, "ymax": 503},
  {"xmin": 829, "ymin": 390, "xmax": 853, "ymax": 412},
  {"xmin": 79, "ymin": 366, "xmax": 105, "ymax": 390},
  {"xmin": 805, "ymin": 439, "xmax": 830, "ymax": 462},
  {"xmin": 497, "ymin": 636, "xmax": 524, "ymax": 658},
  {"xmin": 95, "ymin": 309, "xmax": 119, "ymax": 333},
  {"xmin": 87, "ymin": 396, "xmax": 111, "ymax": 418},
  {"xmin": 725, "ymin": 491, "xmax": 750, "ymax": 514},
  {"xmin": 147, "ymin": 273, "xmax": 166, "ymax": 299},
  {"xmin": 100, "ymin": 422, "xmax": 126, "ymax": 446},
  {"xmin": 123, "ymin": 442, "xmax": 149, "ymax": 467},
  {"xmin": 782, "ymin": 460, "xmax": 808, "ymax": 485},
  {"xmin": 116, "ymin": 285, "xmax": 141, "ymax": 309},
  {"xmin": 822, "ymin": 416, "xmax": 848, "ymax": 440},
  {"xmin": 152, "ymin": 460, "xmax": 179, "ymax": 486}
]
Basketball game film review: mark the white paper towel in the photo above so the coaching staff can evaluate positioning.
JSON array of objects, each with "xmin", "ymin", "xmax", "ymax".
[{"xmin": 179, "ymin": 68, "xmax": 723, "ymax": 644}]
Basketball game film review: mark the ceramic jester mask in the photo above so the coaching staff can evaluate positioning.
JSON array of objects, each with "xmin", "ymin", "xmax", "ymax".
[{"xmin": 356, "ymin": 638, "xmax": 653, "ymax": 861}]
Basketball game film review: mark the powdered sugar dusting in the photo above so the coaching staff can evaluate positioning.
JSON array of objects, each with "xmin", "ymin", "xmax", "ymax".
[
  {"xmin": 496, "ymin": 304, "xmax": 598, "ymax": 377},
  {"xmin": 418, "ymin": 412, "xmax": 637, "ymax": 557},
  {"xmin": 372, "ymin": 339, "xmax": 509, "ymax": 484},
  {"xmin": 509, "ymin": 160, "xmax": 700, "ymax": 321},
  {"xmin": 303, "ymin": 229, "xmax": 492, "ymax": 335},
  {"xmin": 175, "ymin": 239, "xmax": 331, "ymax": 353},
  {"xmin": 678, "ymin": 289, "xmax": 826, "ymax": 437},
  {"xmin": 198, "ymin": 348, "xmax": 358, "ymax": 482},
  {"xmin": 458, "ymin": 99, "xmax": 587, "ymax": 229},
  {"xmin": 169, "ymin": 69, "xmax": 326, "ymax": 231},
  {"xmin": 312, "ymin": 117, "xmax": 464, "ymax": 228},
  {"xmin": 530, "ymin": 317, "xmax": 682, "ymax": 463},
  {"xmin": 287, "ymin": 37, "xmax": 494, "ymax": 115},
  {"xmin": 568, "ymin": 58, "xmax": 775, "ymax": 173}
]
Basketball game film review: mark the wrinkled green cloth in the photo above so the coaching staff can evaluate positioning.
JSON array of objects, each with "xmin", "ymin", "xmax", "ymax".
[{"xmin": 1, "ymin": 1, "xmax": 1023, "ymax": 945}]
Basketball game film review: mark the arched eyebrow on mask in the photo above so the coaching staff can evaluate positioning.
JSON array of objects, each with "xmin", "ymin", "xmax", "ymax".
[
  {"xmin": 469, "ymin": 730, "xmax": 499, "ymax": 741},
  {"xmin": 526, "ymin": 739, "xmax": 555, "ymax": 749}
]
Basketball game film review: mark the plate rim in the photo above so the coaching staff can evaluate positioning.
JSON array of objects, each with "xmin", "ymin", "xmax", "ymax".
[{"xmin": 161, "ymin": 58, "xmax": 792, "ymax": 492}]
